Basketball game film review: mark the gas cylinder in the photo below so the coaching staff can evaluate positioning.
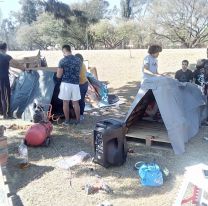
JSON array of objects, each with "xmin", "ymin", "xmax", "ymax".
[{"xmin": 25, "ymin": 122, "xmax": 53, "ymax": 146}]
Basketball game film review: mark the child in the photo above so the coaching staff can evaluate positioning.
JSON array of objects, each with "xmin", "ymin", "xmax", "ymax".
[{"xmin": 141, "ymin": 44, "xmax": 163, "ymax": 81}]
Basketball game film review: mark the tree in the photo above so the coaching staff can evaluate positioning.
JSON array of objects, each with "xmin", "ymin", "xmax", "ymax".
[
  {"xmin": 16, "ymin": 13, "xmax": 63, "ymax": 50},
  {"xmin": 0, "ymin": 9, "xmax": 2, "ymax": 23},
  {"xmin": 116, "ymin": 20, "xmax": 146, "ymax": 48},
  {"xmin": 0, "ymin": 19, "xmax": 17, "ymax": 50},
  {"xmin": 12, "ymin": 0, "xmax": 40, "ymax": 25},
  {"xmin": 90, "ymin": 20, "xmax": 124, "ymax": 49},
  {"xmin": 72, "ymin": 0, "xmax": 111, "ymax": 21},
  {"xmin": 151, "ymin": 0, "xmax": 208, "ymax": 48},
  {"xmin": 120, "ymin": 0, "xmax": 132, "ymax": 19},
  {"xmin": 41, "ymin": 0, "xmax": 102, "ymax": 49},
  {"xmin": 120, "ymin": 0, "xmax": 151, "ymax": 19}
]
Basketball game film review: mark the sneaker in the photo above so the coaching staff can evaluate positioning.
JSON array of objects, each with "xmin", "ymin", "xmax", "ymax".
[{"xmin": 62, "ymin": 120, "xmax": 70, "ymax": 126}]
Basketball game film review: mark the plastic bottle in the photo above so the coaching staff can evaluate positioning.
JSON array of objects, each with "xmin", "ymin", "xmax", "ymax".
[{"xmin": 18, "ymin": 140, "xmax": 29, "ymax": 169}]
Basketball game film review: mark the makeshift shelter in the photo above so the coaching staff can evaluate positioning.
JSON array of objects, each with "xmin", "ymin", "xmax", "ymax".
[
  {"xmin": 9, "ymin": 54, "xmax": 119, "ymax": 121},
  {"xmin": 125, "ymin": 76, "xmax": 206, "ymax": 154}
]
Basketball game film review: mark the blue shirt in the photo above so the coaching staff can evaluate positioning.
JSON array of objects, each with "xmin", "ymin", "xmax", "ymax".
[
  {"xmin": 58, "ymin": 55, "xmax": 81, "ymax": 84},
  {"xmin": 0, "ymin": 53, "xmax": 12, "ymax": 80}
]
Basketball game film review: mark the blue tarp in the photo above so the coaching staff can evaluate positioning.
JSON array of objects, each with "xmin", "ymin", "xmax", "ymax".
[{"xmin": 10, "ymin": 70, "xmax": 55, "ymax": 121}]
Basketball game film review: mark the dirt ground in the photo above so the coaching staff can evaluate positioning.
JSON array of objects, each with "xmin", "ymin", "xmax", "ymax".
[{"xmin": 2, "ymin": 49, "xmax": 208, "ymax": 206}]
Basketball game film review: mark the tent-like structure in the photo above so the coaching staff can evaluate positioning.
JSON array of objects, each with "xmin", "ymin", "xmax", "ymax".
[
  {"xmin": 9, "ymin": 54, "xmax": 119, "ymax": 121},
  {"xmin": 125, "ymin": 76, "xmax": 206, "ymax": 154}
]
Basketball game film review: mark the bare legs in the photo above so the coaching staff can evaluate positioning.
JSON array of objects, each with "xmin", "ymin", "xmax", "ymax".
[
  {"xmin": 72, "ymin": 100, "xmax": 80, "ymax": 121},
  {"xmin": 63, "ymin": 100, "xmax": 70, "ymax": 121},
  {"xmin": 63, "ymin": 100, "xmax": 80, "ymax": 122}
]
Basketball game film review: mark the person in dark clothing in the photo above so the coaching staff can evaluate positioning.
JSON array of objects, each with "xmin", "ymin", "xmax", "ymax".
[
  {"xmin": 175, "ymin": 60, "xmax": 193, "ymax": 82},
  {"xmin": 75, "ymin": 53, "xmax": 88, "ymax": 121},
  {"xmin": 193, "ymin": 59, "xmax": 208, "ymax": 86},
  {"xmin": 0, "ymin": 42, "xmax": 26, "ymax": 119}
]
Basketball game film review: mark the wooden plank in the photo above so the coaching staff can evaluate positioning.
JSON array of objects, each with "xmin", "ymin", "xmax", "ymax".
[
  {"xmin": 26, "ymin": 67, "xmax": 57, "ymax": 72},
  {"xmin": 0, "ymin": 167, "xmax": 10, "ymax": 206},
  {"xmin": 11, "ymin": 67, "xmax": 58, "ymax": 73},
  {"xmin": 126, "ymin": 120, "xmax": 170, "ymax": 143},
  {"xmin": 0, "ymin": 136, "xmax": 8, "ymax": 167},
  {"xmin": 10, "ymin": 67, "xmax": 58, "ymax": 76}
]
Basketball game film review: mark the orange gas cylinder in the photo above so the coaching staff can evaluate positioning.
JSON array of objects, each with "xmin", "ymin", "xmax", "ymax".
[{"xmin": 25, "ymin": 122, "xmax": 53, "ymax": 146}]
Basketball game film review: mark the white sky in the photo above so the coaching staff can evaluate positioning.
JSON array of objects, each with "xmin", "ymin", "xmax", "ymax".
[{"xmin": 0, "ymin": 0, "xmax": 120, "ymax": 19}]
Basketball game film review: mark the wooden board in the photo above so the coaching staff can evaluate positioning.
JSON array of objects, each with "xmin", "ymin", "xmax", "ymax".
[
  {"xmin": 0, "ymin": 167, "xmax": 10, "ymax": 206},
  {"xmin": 26, "ymin": 67, "xmax": 58, "ymax": 72},
  {"xmin": 126, "ymin": 120, "xmax": 170, "ymax": 144},
  {"xmin": 10, "ymin": 67, "xmax": 58, "ymax": 75}
]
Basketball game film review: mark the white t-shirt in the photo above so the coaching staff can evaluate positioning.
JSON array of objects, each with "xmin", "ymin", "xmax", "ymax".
[{"xmin": 141, "ymin": 54, "xmax": 158, "ymax": 80}]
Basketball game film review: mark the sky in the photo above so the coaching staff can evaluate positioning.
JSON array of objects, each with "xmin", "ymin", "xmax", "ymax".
[{"xmin": 0, "ymin": 0, "xmax": 120, "ymax": 19}]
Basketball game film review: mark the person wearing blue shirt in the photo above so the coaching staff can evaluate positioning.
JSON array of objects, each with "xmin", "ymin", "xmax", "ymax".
[{"xmin": 56, "ymin": 45, "xmax": 81, "ymax": 125}]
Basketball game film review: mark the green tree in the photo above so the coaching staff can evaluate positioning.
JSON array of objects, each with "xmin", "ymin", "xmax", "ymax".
[
  {"xmin": 12, "ymin": 0, "xmax": 41, "ymax": 25},
  {"xmin": 90, "ymin": 20, "xmax": 123, "ymax": 49},
  {"xmin": 0, "ymin": 18, "xmax": 17, "ymax": 50},
  {"xmin": 16, "ymin": 13, "xmax": 63, "ymax": 50},
  {"xmin": 71, "ymin": 0, "xmax": 111, "ymax": 21},
  {"xmin": 41, "ymin": 0, "xmax": 105, "ymax": 49}
]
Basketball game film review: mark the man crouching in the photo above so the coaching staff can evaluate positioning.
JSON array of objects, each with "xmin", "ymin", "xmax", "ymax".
[{"xmin": 57, "ymin": 45, "xmax": 81, "ymax": 125}]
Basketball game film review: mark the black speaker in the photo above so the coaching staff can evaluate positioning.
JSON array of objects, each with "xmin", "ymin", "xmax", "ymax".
[{"xmin": 93, "ymin": 118, "xmax": 127, "ymax": 168}]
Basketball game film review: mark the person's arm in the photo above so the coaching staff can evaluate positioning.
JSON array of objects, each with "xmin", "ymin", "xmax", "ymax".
[
  {"xmin": 56, "ymin": 68, "xmax": 63, "ymax": 79},
  {"xmin": 143, "ymin": 65, "xmax": 160, "ymax": 76},
  {"xmin": 9, "ymin": 59, "xmax": 26, "ymax": 71},
  {"xmin": 57, "ymin": 59, "xmax": 64, "ymax": 79}
]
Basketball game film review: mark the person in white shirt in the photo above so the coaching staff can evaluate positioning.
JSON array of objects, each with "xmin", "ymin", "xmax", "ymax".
[{"xmin": 141, "ymin": 44, "xmax": 163, "ymax": 81}]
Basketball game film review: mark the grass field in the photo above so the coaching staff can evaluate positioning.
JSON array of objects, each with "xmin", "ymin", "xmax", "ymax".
[{"xmin": 2, "ymin": 49, "xmax": 208, "ymax": 206}]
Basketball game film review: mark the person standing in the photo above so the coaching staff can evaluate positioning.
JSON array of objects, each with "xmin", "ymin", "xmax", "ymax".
[
  {"xmin": 0, "ymin": 42, "xmax": 26, "ymax": 119},
  {"xmin": 141, "ymin": 44, "xmax": 163, "ymax": 81},
  {"xmin": 175, "ymin": 60, "xmax": 193, "ymax": 82},
  {"xmin": 75, "ymin": 53, "xmax": 88, "ymax": 121},
  {"xmin": 57, "ymin": 45, "xmax": 81, "ymax": 125}
]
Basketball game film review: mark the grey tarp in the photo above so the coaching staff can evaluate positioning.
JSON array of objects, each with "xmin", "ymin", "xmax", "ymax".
[
  {"xmin": 125, "ymin": 76, "xmax": 206, "ymax": 154},
  {"xmin": 10, "ymin": 70, "xmax": 55, "ymax": 121}
]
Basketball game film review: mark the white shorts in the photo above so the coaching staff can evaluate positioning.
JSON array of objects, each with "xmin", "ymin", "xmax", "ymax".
[{"xmin": 58, "ymin": 82, "xmax": 81, "ymax": 101}]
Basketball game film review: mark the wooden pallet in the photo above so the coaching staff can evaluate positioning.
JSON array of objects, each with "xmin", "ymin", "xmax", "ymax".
[
  {"xmin": 0, "ymin": 167, "xmax": 12, "ymax": 206},
  {"xmin": 126, "ymin": 120, "xmax": 171, "ymax": 147}
]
